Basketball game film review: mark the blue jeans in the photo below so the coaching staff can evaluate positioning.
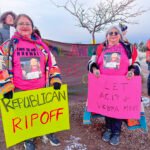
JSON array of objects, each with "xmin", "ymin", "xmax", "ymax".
[{"xmin": 105, "ymin": 117, "xmax": 122, "ymax": 134}]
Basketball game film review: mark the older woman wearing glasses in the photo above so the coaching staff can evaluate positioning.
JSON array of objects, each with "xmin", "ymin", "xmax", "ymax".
[{"xmin": 88, "ymin": 26, "xmax": 140, "ymax": 145}]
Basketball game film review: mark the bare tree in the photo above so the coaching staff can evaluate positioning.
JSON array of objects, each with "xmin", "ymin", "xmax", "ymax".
[{"xmin": 50, "ymin": 0, "xmax": 148, "ymax": 43}]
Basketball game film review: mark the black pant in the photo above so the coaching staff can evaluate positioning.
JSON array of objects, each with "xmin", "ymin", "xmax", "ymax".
[
  {"xmin": 105, "ymin": 117, "xmax": 122, "ymax": 134},
  {"xmin": 147, "ymin": 73, "xmax": 150, "ymax": 96}
]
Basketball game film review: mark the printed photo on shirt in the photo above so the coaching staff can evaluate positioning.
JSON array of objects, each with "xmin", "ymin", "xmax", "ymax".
[
  {"xmin": 104, "ymin": 52, "xmax": 121, "ymax": 69},
  {"xmin": 20, "ymin": 57, "xmax": 42, "ymax": 80}
]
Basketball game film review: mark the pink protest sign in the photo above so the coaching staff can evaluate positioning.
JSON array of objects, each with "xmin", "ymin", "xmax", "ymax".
[{"xmin": 88, "ymin": 74, "xmax": 141, "ymax": 119}]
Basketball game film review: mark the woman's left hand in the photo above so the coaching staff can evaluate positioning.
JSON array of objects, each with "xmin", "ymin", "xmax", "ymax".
[{"xmin": 126, "ymin": 70, "xmax": 134, "ymax": 79}]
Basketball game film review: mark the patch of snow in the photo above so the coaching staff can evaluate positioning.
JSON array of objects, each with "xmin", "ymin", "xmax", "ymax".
[
  {"xmin": 64, "ymin": 135, "xmax": 87, "ymax": 150},
  {"xmin": 142, "ymin": 96, "xmax": 150, "ymax": 107}
]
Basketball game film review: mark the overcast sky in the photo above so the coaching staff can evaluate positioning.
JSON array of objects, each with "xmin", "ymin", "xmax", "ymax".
[{"xmin": 0, "ymin": 0, "xmax": 150, "ymax": 44}]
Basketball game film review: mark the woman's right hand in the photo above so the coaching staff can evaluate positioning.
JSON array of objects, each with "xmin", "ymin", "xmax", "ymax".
[{"xmin": 93, "ymin": 67, "xmax": 100, "ymax": 78}]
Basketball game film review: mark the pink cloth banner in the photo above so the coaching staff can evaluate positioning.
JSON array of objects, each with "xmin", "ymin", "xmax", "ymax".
[{"xmin": 88, "ymin": 74, "xmax": 141, "ymax": 119}]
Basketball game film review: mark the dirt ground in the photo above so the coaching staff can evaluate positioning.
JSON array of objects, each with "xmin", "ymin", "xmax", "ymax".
[{"xmin": 0, "ymin": 62, "xmax": 150, "ymax": 150}]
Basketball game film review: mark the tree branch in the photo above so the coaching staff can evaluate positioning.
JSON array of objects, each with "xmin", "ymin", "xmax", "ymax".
[{"xmin": 49, "ymin": 0, "xmax": 149, "ymax": 41}]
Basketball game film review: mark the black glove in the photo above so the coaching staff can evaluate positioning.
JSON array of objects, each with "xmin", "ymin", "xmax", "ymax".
[
  {"xmin": 53, "ymin": 82, "xmax": 61, "ymax": 90},
  {"xmin": 4, "ymin": 91, "xmax": 13, "ymax": 99}
]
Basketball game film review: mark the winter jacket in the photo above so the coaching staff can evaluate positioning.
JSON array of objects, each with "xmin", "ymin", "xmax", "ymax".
[
  {"xmin": 88, "ymin": 41, "xmax": 141, "ymax": 75},
  {"xmin": 0, "ymin": 32, "xmax": 61, "ymax": 90},
  {"xmin": 0, "ymin": 24, "xmax": 10, "ymax": 45}
]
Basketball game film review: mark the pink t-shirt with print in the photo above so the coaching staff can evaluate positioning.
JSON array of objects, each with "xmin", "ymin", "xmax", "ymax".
[
  {"xmin": 13, "ymin": 40, "xmax": 47, "ymax": 90},
  {"xmin": 97, "ymin": 43, "xmax": 129, "ymax": 75}
]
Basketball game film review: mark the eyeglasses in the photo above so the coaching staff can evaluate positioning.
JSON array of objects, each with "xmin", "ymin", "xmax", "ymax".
[
  {"xmin": 108, "ymin": 31, "xmax": 119, "ymax": 36},
  {"xmin": 17, "ymin": 22, "xmax": 32, "ymax": 26}
]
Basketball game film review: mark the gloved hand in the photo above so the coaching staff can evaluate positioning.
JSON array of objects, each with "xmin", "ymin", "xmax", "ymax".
[
  {"xmin": 4, "ymin": 91, "xmax": 13, "ymax": 99},
  {"xmin": 53, "ymin": 82, "xmax": 61, "ymax": 90}
]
